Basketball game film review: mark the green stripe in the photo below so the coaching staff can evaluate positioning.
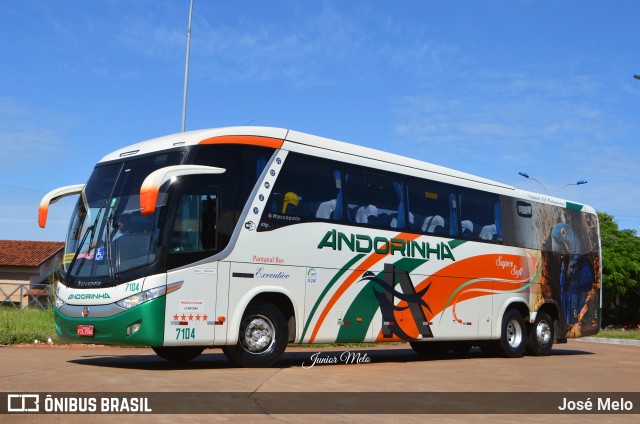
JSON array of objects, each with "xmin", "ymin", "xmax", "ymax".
[
  {"xmin": 336, "ymin": 257, "xmax": 427, "ymax": 342},
  {"xmin": 300, "ymin": 254, "xmax": 365, "ymax": 341},
  {"xmin": 448, "ymin": 239, "xmax": 467, "ymax": 250},
  {"xmin": 438, "ymin": 255, "xmax": 542, "ymax": 323},
  {"xmin": 566, "ymin": 202, "xmax": 584, "ymax": 211}
]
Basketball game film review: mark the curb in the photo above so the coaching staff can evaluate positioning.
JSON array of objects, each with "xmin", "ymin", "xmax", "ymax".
[{"xmin": 574, "ymin": 337, "xmax": 640, "ymax": 346}]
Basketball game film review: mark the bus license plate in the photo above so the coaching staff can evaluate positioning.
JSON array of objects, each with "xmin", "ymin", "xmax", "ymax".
[{"xmin": 77, "ymin": 325, "xmax": 94, "ymax": 337}]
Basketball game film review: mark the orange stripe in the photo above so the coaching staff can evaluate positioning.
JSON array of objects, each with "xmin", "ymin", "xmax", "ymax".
[
  {"xmin": 308, "ymin": 232, "xmax": 420, "ymax": 343},
  {"xmin": 38, "ymin": 204, "xmax": 49, "ymax": 228},
  {"xmin": 372, "ymin": 251, "xmax": 537, "ymax": 340},
  {"xmin": 198, "ymin": 135, "xmax": 284, "ymax": 149},
  {"xmin": 139, "ymin": 183, "xmax": 160, "ymax": 215}
]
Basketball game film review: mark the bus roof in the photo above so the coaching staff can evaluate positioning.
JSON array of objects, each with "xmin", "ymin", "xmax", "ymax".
[
  {"xmin": 282, "ymin": 129, "xmax": 514, "ymax": 191},
  {"xmin": 98, "ymin": 126, "xmax": 595, "ymax": 214},
  {"xmin": 99, "ymin": 127, "xmax": 289, "ymax": 162},
  {"xmin": 101, "ymin": 126, "xmax": 510, "ymax": 187}
]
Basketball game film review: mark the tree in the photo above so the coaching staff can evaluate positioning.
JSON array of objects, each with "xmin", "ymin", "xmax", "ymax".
[{"xmin": 598, "ymin": 212, "xmax": 640, "ymax": 326}]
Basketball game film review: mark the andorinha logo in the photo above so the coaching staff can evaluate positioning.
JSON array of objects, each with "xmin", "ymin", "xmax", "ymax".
[
  {"xmin": 317, "ymin": 229, "xmax": 455, "ymax": 261},
  {"xmin": 68, "ymin": 293, "xmax": 111, "ymax": 301}
]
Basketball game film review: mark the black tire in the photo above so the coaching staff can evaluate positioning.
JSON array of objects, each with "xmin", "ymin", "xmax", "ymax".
[
  {"xmin": 410, "ymin": 341, "xmax": 450, "ymax": 357},
  {"xmin": 222, "ymin": 301, "xmax": 288, "ymax": 368},
  {"xmin": 526, "ymin": 311, "xmax": 555, "ymax": 356},
  {"xmin": 495, "ymin": 309, "xmax": 526, "ymax": 358},
  {"xmin": 152, "ymin": 346, "xmax": 204, "ymax": 362}
]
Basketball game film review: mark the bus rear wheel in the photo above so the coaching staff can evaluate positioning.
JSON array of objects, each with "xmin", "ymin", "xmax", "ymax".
[
  {"xmin": 495, "ymin": 309, "xmax": 526, "ymax": 358},
  {"xmin": 526, "ymin": 312, "xmax": 554, "ymax": 356},
  {"xmin": 152, "ymin": 346, "xmax": 204, "ymax": 362},
  {"xmin": 222, "ymin": 301, "xmax": 288, "ymax": 368}
]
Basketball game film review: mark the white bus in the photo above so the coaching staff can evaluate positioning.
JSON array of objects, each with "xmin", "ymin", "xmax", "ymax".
[{"xmin": 40, "ymin": 127, "xmax": 601, "ymax": 367}]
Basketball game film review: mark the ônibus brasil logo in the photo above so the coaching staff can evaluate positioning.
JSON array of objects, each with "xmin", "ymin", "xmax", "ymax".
[{"xmin": 317, "ymin": 229, "xmax": 456, "ymax": 261}]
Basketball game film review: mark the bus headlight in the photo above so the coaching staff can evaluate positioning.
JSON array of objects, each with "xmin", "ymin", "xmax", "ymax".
[
  {"xmin": 55, "ymin": 294, "xmax": 65, "ymax": 309},
  {"xmin": 116, "ymin": 281, "xmax": 183, "ymax": 310}
]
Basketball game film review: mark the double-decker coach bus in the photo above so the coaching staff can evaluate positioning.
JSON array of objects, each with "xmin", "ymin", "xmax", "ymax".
[{"xmin": 39, "ymin": 127, "xmax": 601, "ymax": 367}]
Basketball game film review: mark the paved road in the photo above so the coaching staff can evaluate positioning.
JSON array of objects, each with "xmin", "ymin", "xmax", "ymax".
[{"xmin": 1, "ymin": 340, "xmax": 638, "ymax": 423}]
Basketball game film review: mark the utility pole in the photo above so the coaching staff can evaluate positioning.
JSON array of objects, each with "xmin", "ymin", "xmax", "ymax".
[{"xmin": 182, "ymin": 0, "xmax": 195, "ymax": 132}]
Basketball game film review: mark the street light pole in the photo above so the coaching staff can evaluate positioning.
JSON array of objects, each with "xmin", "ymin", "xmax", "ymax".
[
  {"xmin": 518, "ymin": 172, "xmax": 587, "ymax": 196},
  {"xmin": 181, "ymin": 0, "xmax": 195, "ymax": 133},
  {"xmin": 518, "ymin": 172, "xmax": 549, "ymax": 194},
  {"xmin": 553, "ymin": 180, "xmax": 588, "ymax": 196}
]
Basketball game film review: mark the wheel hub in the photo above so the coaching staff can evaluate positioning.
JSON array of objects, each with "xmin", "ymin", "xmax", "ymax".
[
  {"xmin": 241, "ymin": 316, "xmax": 274, "ymax": 353},
  {"xmin": 536, "ymin": 321, "xmax": 552, "ymax": 346},
  {"xmin": 506, "ymin": 319, "xmax": 523, "ymax": 348}
]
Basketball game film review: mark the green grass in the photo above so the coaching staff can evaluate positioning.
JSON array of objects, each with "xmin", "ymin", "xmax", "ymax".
[
  {"xmin": 0, "ymin": 307, "xmax": 59, "ymax": 345},
  {"xmin": 593, "ymin": 327, "xmax": 640, "ymax": 340}
]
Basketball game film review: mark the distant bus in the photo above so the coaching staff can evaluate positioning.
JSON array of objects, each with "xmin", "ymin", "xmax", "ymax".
[{"xmin": 40, "ymin": 127, "xmax": 601, "ymax": 367}]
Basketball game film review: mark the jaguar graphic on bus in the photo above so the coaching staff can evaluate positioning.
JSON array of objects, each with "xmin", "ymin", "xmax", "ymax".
[{"xmin": 40, "ymin": 127, "xmax": 601, "ymax": 367}]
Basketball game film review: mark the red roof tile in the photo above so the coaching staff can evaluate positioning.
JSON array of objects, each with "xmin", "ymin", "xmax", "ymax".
[{"xmin": 0, "ymin": 240, "xmax": 64, "ymax": 267}]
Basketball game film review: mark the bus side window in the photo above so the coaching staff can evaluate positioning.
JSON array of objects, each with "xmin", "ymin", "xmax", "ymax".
[
  {"xmin": 344, "ymin": 165, "xmax": 405, "ymax": 230},
  {"xmin": 171, "ymin": 193, "xmax": 218, "ymax": 253},
  {"xmin": 406, "ymin": 177, "xmax": 453, "ymax": 237},
  {"xmin": 458, "ymin": 188, "xmax": 502, "ymax": 243},
  {"xmin": 260, "ymin": 153, "xmax": 342, "ymax": 230}
]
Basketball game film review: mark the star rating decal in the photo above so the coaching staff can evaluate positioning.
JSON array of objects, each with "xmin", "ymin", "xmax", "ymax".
[{"xmin": 173, "ymin": 312, "xmax": 209, "ymax": 321}]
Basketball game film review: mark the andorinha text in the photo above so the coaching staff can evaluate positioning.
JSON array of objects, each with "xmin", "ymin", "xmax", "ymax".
[
  {"xmin": 68, "ymin": 293, "xmax": 111, "ymax": 300},
  {"xmin": 317, "ymin": 230, "xmax": 456, "ymax": 261}
]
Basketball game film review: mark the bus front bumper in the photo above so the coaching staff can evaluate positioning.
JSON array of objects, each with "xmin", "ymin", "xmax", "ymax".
[{"xmin": 54, "ymin": 296, "xmax": 166, "ymax": 347}]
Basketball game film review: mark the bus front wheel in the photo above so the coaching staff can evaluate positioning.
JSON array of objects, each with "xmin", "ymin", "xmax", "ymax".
[
  {"xmin": 495, "ymin": 309, "xmax": 526, "ymax": 358},
  {"xmin": 222, "ymin": 301, "xmax": 288, "ymax": 368}
]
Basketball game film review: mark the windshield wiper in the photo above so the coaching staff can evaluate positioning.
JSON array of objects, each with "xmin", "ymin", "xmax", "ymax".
[
  {"xmin": 65, "ymin": 203, "xmax": 105, "ymax": 282},
  {"xmin": 105, "ymin": 211, "xmax": 116, "ymax": 281}
]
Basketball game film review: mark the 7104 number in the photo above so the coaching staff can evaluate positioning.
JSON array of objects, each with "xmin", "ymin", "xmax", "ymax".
[{"xmin": 176, "ymin": 327, "xmax": 195, "ymax": 340}]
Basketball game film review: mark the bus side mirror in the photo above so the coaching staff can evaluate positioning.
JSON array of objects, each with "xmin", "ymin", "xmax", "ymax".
[
  {"xmin": 139, "ymin": 165, "xmax": 226, "ymax": 216},
  {"xmin": 38, "ymin": 184, "xmax": 85, "ymax": 228}
]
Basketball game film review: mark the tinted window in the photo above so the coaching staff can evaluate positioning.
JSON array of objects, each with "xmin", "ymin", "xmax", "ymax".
[
  {"xmin": 260, "ymin": 153, "xmax": 342, "ymax": 230},
  {"xmin": 406, "ymin": 177, "xmax": 456, "ymax": 237},
  {"xmin": 457, "ymin": 188, "xmax": 502, "ymax": 242},
  {"xmin": 344, "ymin": 165, "xmax": 405, "ymax": 230},
  {"xmin": 170, "ymin": 192, "xmax": 218, "ymax": 253},
  {"xmin": 194, "ymin": 145, "xmax": 274, "ymax": 241},
  {"xmin": 64, "ymin": 151, "xmax": 185, "ymax": 280}
]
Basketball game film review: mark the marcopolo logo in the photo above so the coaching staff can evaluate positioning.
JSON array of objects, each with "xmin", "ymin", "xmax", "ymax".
[
  {"xmin": 317, "ymin": 229, "xmax": 456, "ymax": 261},
  {"xmin": 68, "ymin": 293, "xmax": 111, "ymax": 301},
  {"xmin": 76, "ymin": 280, "xmax": 103, "ymax": 288}
]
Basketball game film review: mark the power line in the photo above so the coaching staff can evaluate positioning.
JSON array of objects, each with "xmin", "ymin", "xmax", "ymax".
[{"xmin": 0, "ymin": 183, "xmax": 46, "ymax": 194}]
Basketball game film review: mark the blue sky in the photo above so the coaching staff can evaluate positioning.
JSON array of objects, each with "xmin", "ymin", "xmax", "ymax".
[{"xmin": 1, "ymin": 0, "xmax": 639, "ymax": 241}]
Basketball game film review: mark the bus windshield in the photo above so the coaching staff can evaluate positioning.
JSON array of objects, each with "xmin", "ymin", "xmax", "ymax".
[{"xmin": 63, "ymin": 152, "xmax": 184, "ymax": 280}]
